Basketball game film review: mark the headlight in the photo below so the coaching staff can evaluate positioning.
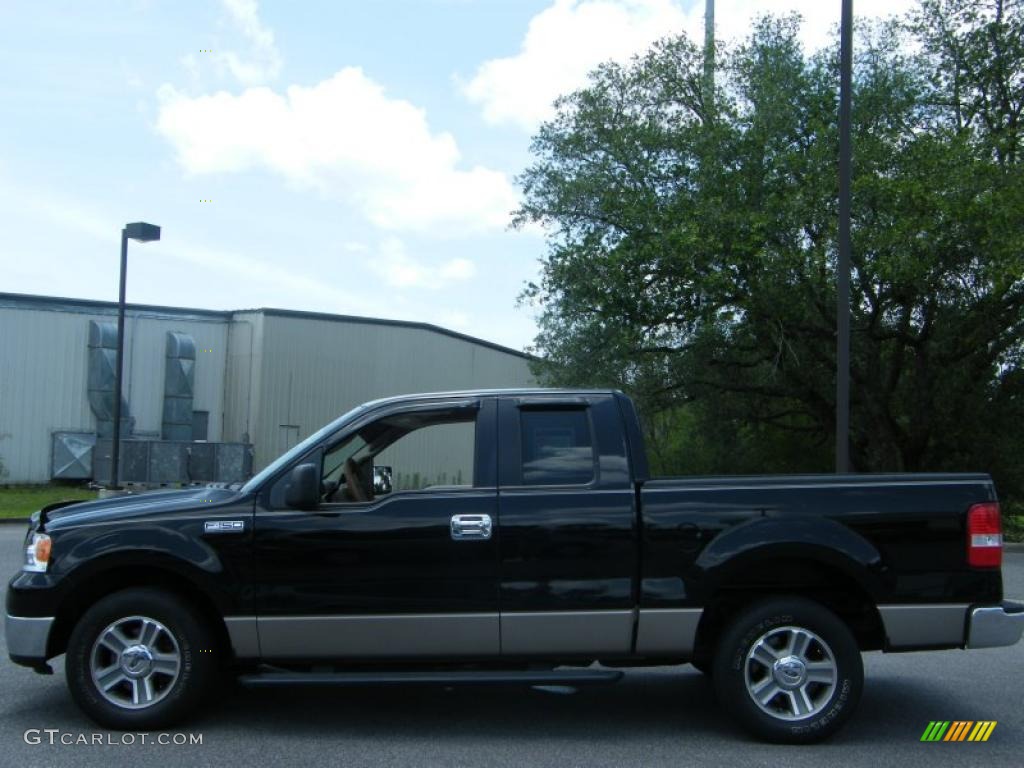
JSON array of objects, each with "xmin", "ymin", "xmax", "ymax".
[{"xmin": 24, "ymin": 533, "xmax": 51, "ymax": 573}]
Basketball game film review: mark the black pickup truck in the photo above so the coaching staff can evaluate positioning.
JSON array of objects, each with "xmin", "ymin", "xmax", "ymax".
[{"xmin": 6, "ymin": 389, "xmax": 1023, "ymax": 742}]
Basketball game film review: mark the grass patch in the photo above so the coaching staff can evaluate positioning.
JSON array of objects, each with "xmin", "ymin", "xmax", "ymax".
[{"xmin": 0, "ymin": 485, "xmax": 97, "ymax": 520}]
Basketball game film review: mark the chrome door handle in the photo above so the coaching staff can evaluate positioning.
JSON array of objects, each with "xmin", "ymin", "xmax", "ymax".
[{"xmin": 450, "ymin": 514, "xmax": 492, "ymax": 541}]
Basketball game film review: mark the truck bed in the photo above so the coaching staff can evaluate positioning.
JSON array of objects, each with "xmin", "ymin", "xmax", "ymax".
[{"xmin": 639, "ymin": 472, "xmax": 1001, "ymax": 608}]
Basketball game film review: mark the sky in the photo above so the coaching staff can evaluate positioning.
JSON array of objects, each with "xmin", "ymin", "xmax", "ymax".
[{"xmin": 0, "ymin": 0, "xmax": 914, "ymax": 351}]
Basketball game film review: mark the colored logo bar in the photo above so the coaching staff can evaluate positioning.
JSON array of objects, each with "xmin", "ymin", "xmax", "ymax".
[{"xmin": 921, "ymin": 721, "xmax": 997, "ymax": 742}]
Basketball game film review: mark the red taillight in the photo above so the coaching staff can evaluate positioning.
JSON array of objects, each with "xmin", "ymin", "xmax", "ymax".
[{"xmin": 967, "ymin": 502, "xmax": 1002, "ymax": 568}]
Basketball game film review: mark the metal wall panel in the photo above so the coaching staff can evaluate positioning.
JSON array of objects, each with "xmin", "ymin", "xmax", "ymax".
[
  {"xmin": 0, "ymin": 303, "xmax": 229, "ymax": 483},
  {"xmin": 0, "ymin": 297, "xmax": 532, "ymax": 483},
  {"xmin": 250, "ymin": 315, "xmax": 535, "ymax": 471},
  {"xmin": 122, "ymin": 316, "xmax": 227, "ymax": 442},
  {"xmin": 0, "ymin": 307, "xmax": 94, "ymax": 483},
  {"xmin": 222, "ymin": 312, "xmax": 263, "ymax": 446}
]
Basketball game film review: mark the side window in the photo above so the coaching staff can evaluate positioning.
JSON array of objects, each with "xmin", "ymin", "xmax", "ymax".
[
  {"xmin": 318, "ymin": 407, "xmax": 477, "ymax": 504},
  {"xmin": 520, "ymin": 408, "xmax": 595, "ymax": 486},
  {"xmin": 375, "ymin": 421, "xmax": 475, "ymax": 491}
]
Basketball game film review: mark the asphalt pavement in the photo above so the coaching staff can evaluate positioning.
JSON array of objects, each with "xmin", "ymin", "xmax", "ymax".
[{"xmin": 0, "ymin": 524, "xmax": 1021, "ymax": 768}]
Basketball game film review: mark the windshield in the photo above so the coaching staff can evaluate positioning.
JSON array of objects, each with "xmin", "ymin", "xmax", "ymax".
[{"xmin": 240, "ymin": 404, "xmax": 368, "ymax": 494}]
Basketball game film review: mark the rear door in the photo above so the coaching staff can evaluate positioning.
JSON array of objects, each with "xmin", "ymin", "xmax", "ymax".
[{"xmin": 496, "ymin": 394, "xmax": 638, "ymax": 657}]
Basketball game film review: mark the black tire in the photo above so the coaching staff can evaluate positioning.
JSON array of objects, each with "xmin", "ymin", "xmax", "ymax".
[
  {"xmin": 65, "ymin": 588, "xmax": 217, "ymax": 730},
  {"xmin": 712, "ymin": 597, "xmax": 863, "ymax": 744}
]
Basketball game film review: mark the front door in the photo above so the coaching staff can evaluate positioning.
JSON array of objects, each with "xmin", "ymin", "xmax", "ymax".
[{"xmin": 253, "ymin": 397, "xmax": 500, "ymax": 660}]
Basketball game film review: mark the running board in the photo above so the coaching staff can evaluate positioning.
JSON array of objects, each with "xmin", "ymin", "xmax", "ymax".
[{"xmin": 238, "ymin": 668, "xmax": 624, "ymax": 688}]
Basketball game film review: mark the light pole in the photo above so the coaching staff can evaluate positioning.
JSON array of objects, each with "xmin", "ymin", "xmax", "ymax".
[
  {"xmin": 109, "ymin": 221, "xmax": 161, "ymax": 490},
  {"xmin": 836, "ymin": 0, "xmax": 853, "ymax": 473}
]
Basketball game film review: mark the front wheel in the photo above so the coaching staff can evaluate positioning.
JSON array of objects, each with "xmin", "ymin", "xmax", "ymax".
[
  {"xmin": 712, "ymin": 597, "xmax": 863, "ymax": 743},
  {"xmin": 65, "ymin": 588, "xmax": 217, "ymax": 730}
]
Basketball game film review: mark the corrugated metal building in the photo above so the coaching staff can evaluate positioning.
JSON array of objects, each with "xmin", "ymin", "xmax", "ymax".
[{"xmin": 0, "ymin": 293, "xmax": 535, "ymax": 484}]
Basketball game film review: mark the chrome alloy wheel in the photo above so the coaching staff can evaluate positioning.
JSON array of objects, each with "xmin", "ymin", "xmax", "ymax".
[
  {"xmin": 744, "ymin": 625, "xmax": 837, "ymax": 720},
  {"xmin": 89, "ymin": 616, "xmax": 182, "ymax": 710}
]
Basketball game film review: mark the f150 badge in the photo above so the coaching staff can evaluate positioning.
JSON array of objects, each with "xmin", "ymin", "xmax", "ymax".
[{"xmin": 204, "ymin": 520, "xmax": 245, "ymax": 533}]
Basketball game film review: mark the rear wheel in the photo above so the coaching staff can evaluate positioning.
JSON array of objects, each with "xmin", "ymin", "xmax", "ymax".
[
  {"xmin": 712, "ymin": 597, "xmax": 863, "ymax": 743},
  {"xmin": 65, "ymin": 588, "xmax": 217, "ymax": 730}
]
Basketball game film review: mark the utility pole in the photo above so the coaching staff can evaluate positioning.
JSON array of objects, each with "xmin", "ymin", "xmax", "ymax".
[
  {"xmin": 836, "ymin": 0, "xmax": 853, "ymax": 473},
  {"xmin": 704, "ymin": 0, "xmax": 715, "ymax": 98}
]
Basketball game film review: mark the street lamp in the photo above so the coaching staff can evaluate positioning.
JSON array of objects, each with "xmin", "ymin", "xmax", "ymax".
[{"xmin": 109, "ymin": 221, "xmax": 161, "ymax": 490}]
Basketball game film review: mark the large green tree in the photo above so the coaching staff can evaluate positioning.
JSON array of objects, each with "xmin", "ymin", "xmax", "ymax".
[{"xmin": 515, "ymin": 1, "xmax": 1024, "ymax": 501}]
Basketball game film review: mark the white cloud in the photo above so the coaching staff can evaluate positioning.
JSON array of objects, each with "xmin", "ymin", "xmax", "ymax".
[
  {"xmin": 157, "ymin": 0, "xmax": 519, "ymax": 234},
  {"xmin": 156, "ymin": 69, "xmax": 518, "ymax": 232},
  {"xmin": 216, "ymin": 0, "xmax": 282, "ymax": 85},
  {"xmin": 462, "ymin": 0, "xmax": 916, "ymax": 132},
  {"xmin": 369, "ymin": 238, "xmax": 478, "ymax": 290},
  {"xmin": 462, "ymin": 0, "xmax": 687, "ymax": 131},
  {"xmin": 222, "ymin": 0, "xmax": 276, "ymax": 53}
]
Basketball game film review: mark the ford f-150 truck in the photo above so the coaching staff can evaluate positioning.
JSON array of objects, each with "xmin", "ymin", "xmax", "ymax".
[{"xmin": 6, "ymin": 389, "xmax": 1023, "ymax": 742}]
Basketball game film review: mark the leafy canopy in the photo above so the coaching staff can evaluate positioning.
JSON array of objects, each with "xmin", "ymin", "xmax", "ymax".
[{"xmin": 515, "ymin": 1, "xmax": 1024, "ymax": 499}]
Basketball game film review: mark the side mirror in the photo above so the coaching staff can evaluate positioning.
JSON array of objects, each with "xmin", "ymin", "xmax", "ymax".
[
  {"xmin": 373, "ymin": 465, "xmax": 393, "ymax": 496},
  {"xmin": 285, "ymin": 463, "xmax": 320, "ymax": 510}
]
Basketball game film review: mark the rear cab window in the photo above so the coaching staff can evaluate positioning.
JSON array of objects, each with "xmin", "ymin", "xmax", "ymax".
[{"xmin": 519, "ymin": 408, "xmax": 596, "ymax": 486}]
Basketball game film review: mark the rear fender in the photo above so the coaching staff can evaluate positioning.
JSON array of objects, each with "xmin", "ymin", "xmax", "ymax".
[{"xmin": 693, "ymin": 516, "xmax": 887, "ymax": 603}]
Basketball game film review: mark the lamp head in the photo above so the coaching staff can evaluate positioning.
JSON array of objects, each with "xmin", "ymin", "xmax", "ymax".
[{"xmin": 124, "ymin": 222, "xmax": 160, "ymax": 242}]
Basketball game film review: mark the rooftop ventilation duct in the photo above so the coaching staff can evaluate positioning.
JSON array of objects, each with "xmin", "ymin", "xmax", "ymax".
[
  {"xmin": 163, "ymin": 331, "xmax": 195, "ymax": 441},
  {"xmin": 87, "ymin": 321, "xmax": 133, "ymax": 438}
]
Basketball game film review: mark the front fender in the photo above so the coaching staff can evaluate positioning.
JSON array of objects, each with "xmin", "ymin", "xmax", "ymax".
[
  {"xmin": 57, "ymin": 524, "xmax": 223, "ymax": 578},
  {"xmin": 7, "ymin": 519, "xmax": 243, "ymax": 619}
]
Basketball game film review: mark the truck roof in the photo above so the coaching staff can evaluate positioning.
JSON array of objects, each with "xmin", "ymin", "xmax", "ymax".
[{"xmin": 360, "ymin": 387, "xmax": 624, "ymax": 410}]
